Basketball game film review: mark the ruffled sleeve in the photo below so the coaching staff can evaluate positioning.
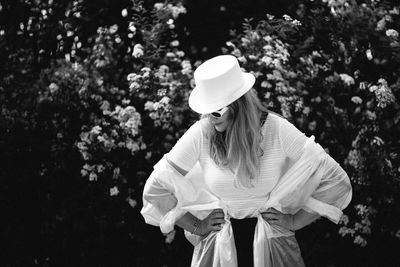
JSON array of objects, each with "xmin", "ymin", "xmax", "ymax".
[
  {"xmin": 276, "ymin": 118, "xmax": 352, "ymax": 223},
  {"xmin": 141, "ymin": 120, "xmax": 204, "ymax": 233},
  {"xmin": 303, "ymin": 154, "xmax": 352, "ymax": 223}
]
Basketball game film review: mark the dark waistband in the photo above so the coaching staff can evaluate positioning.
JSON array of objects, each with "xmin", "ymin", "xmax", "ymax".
[{"xmin": 230, "ymin": 217, "xmax": 257, "ymax": 229}]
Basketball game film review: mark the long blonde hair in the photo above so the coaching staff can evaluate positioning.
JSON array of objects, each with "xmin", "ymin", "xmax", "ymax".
[{"xmin": 207, "ymin": 89, "xmax": 269, "ymax": 188}]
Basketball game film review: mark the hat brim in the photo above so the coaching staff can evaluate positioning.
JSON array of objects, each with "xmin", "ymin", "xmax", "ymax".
[{"xmin": 188, "ymin": 72, "xmax": 256, "ymax": 114}]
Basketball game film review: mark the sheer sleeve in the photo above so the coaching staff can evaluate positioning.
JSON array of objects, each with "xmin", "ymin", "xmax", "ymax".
[
  {"xmin": 276, "ymin": 117, "xmax": 352, "ymax": 223},
  {"xmin": 304, "ymin": 154, "xmax": 353, "ymax": 221},
  {"xmin": 141, "ymin": 120, "xmax": 203, "ymax": 233},
  {"xmin": 167, "ymin": 119, "xmax": 203, "ymax": 172}
]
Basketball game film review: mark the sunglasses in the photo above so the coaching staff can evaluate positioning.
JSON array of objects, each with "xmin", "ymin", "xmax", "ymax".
[{"xmin": 210, "ymin": 106, "xmax": 229, "ymax": 118}]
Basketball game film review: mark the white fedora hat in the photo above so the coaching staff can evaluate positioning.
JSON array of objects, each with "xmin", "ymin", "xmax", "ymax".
[{"xmin": 188, "ymin": 55, "xmax": 256, "ymax": 114}]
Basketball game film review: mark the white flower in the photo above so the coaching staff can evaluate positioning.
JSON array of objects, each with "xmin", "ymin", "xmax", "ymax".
[
  {"xmin": 166, "ymin": 52, "xmax": 175, "ymax": 58},
  {"xmin": 89, "ymin": 172, "xmax": 97, "ymax": 181},
  {"xmin": 176, "ymin": 51, "xmax": 185, "ymax": 57},
  {"xmin": 127, "ymin": 197, "xmax": 137, "ymax": 208},
  {"xmin": 292, "ymin": 19, "xmax": 301, "ymax": 26},
  {"xmin": 170, "ymin": 5, "xmax": 186, "ymax": 19},
  {"xmin": 113, "ymin": 167, "xmax": 120, "ymax": 179},
  {"xmin": 170, "ymin": 40, "xmax": 179, "ymax": 47},
  {"xmin": 359, "ymin": 82, "xmax": 367, "ymax": 90},
  {"xmin": 49, "ymin": 83, "xmax": 59, "ymax": 94},
  {"xmin": 129, "ymin": 81, "xmax": 140, "ymax": 91},
  {"xmin": 389, "ymin": 7, "xmax": 399, "ymax": 15},
  {"xmin": 109, "ymin": 24, "xmax": 118, "ymax": 34},
  {"xmin": 181, "ymin": 60, "xmax": 192, "ymax": 76},
  {"xmin": 154, "ymin": 3, "xmax": 164, "ymax": 10},
  {"xmin": 90, "ymin": 125, "xmax": 102, "ymax": 135},
  {"xmin": 81, "ymin": 169, "xmax": 88, "ymax": 176},
  {"xmin": 144, "ymin": 101, "xmax": 155, "ymax": 111},
  {"xmin": 237, "ymin": 56, "xmax": 247, "ymax": 63},
  {"xmin": 283, "ymin": 14, "xmax": 292, "ymax": 21},
  {"xmin": 366, "ymin": 49, "xmax": 373, "ymax": 60},
  {"xmin": 100, "ymin": 100, "xmax": 110, "ymax": 114},
  {"xmin": 376, "ymin": 18, "xmax": 386, "ymax": 31},
  {"xmin": 369, "ymin": 85, "xmax": 378, "ymax": 92},
  {"xmin": 261, "ymin": 56, "xmax": 272, "ymax": 66},
  {"xmin": 261, "ymin": 81, "xmax": 271, "ymax": 88},
  {"xmin": 351, "ymin": 96, "xmax": 362, "ymax": 104},
  {"xmin": 354, "ymin": 235, "xmax": 367, "ymax": 247},
  {"xmin": 110, "ymin": 186, "xmax": 119, "ymax": 196},
  {"xmin": 132, "ymin": 44, "xmax": 144, "ymax": 58},
  {"xmin": 121, "ymin": 9, "xmax": 128, "ymax": 17},
  {"xmin": 97, "ymin": 164, "xmax": 105, "ymax": 173},
  {"xmin": 386, "ymin": 29, "xmax": 399, "ymax": 39},
  {"xmin": 374, "ymin": 79, "xmax": 395, "ymax": 108},
  {"xmin": 241, "ymin": 37, "xmax": 250, "ymax": 46},
  {"xmin": 366, "ymin": 110, "xmax": 376, "ymax": 120},
  {"xmin": 248, "ymin": 55, "xmax": 258, "ymax": 60},
  {"xmin": 126, "ymin": 139, "xmax": 140, "ymax": 152},
  {"xmin": 225, "ymin": 41, "xmax": 235, "ymax": 47},
  {"xmin": 122, "ymin": 98, "xmax": 131, "ymax": 105},
  {"xmin": 128, "ymin": 22, "xmax": 136, "ymax": 34},
  {"xmin": 159, "ymin": 96, "xmax": 170, "ymax": 105},
  {"xmin": 339, "ymin": 73, "xmax": 355, "ymax": 86}
]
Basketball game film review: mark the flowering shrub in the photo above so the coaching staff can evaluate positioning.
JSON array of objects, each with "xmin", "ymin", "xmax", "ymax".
[
  {"xmin": 225, "ymin": 0, "xmax": 400, "ymax": 255},
  {"xmin": 1, "ymin": 0, "xmax": 194, "ymax": 265},
  {"xmin": 223, "ymin": 17, "xmax": 304, "ymax": 120},
  {"xmin": 37, "ymin": 0, "xmax": 193, "ymax": 195},
  {"xmin": 2, "ymin": 0, "xmax": 399, "ymax": 265}
]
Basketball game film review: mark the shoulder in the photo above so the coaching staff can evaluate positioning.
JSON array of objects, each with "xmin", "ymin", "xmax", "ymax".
[
  {"xmin": 263, "ymin": 111, "xmax": 286, "ymax": 130},
  {"xmin": 184, "ymin": 117, "xmax": 209, "ymax": 137}
]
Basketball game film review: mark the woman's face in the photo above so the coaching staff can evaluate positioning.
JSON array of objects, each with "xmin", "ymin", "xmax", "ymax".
[{"xmin": 208, "ymin": 107, "xmax": 233, "ymax": 132}]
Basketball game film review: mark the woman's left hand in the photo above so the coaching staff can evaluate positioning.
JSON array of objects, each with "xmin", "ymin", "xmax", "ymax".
[{"xmin": 261, "ymin": 208, "xmax": 295, "ymax": 231}]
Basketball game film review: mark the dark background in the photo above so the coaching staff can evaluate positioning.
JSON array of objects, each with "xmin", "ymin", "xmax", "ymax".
[{"xmin": 1, "ymin": 0, "xmax": 399, "ymax": 266}]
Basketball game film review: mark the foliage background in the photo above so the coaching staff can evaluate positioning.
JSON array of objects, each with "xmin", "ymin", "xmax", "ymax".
[{"xmin": 1, "ymin": 0, "xmax": 399, "ymax": 266}]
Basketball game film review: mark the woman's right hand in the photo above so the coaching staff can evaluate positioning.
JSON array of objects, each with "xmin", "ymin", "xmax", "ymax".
[{"xmin": 199, "ymin": 209, "xmax": 225, "ymax": 236}]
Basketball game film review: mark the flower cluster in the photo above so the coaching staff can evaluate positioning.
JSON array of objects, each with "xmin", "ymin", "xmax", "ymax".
[
  {"xmin": 230, "ymin": 2, "xmax": 400, "ymax": 249},
  {"xmin": 224, "ymin": 19, "xmax": 304, "ymax": 119},
  {"xmin": 339, "ymin": 73, "xmax": 355, "ymax": 87},
  {"xmin": 77, "ymin": 104, "xmax": 145, "ymax": 180},
  {"xmin": 154, "ymin": 2, "xmax": 187, "ymax": 19},
  {"xmin": 369, "ymin": 79, "xmax": 396, "ymax": 108},
  {"xmin": 339, "ymin": 204, "xmax": 376, "ymax": 247},
  {"xmin": 145, "ymin": 96, "xmax": 172, "ymax": 129}
]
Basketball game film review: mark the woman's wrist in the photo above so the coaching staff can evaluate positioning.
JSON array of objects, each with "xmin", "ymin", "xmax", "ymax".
[
  {"xmin": 191, "ymin": 218, "xmax": 203, "ymax": 236},
  {"xmin": 290, "ymin": 214, "xmax": 296, "ymax": 231},
  {"xmin": 291, "ymin": 210, "xmax": 320, "ymax": 231}
]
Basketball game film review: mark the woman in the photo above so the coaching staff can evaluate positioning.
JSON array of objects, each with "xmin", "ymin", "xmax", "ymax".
[{"xmin": 141, "ymin": 55, "xmax": 352, "ymax": 266}]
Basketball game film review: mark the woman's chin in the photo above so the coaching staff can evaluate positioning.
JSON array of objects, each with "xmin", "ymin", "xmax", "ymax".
[{"xmin": 214, "ymin": 125, "xmax": 226, "ymax": 132}]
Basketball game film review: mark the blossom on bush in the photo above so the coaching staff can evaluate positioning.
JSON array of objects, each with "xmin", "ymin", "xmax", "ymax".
[
  {"xmin": 385, "ymin": 29, "xmax": 399, "ymax": 39},
  {"xmin": 351, "ymin": 96, "xmax": 362, "ymax": 104},
  {"xmin": 224, "ymin": 22, "xmax": 303, "ymax": 119},
  {"xmin": 369, "ymin": 79, "xmax": 396, "ymax": 108},
  {"xmin": 110, "ymin": 186, "xmax": 119, "ymax": 196},
  {"xmin": 132, "ymin": 43, "xmax": 144, "ymax": 58},
  {"xmin": 339, "ymin": 204, "xmax": 375, "ymax": 247},
  {"xmin": 339, "ymin": 73, "xmax": 355, "ymax": 86}
]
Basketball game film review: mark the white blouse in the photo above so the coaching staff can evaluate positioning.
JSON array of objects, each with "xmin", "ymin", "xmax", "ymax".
[{"xmin": 167, "ymin": 113, "xmax": 309, "ymax": 219}]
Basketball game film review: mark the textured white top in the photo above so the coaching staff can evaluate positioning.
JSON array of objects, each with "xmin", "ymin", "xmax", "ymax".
[{"xmin": 168, "ymin": 113, "xmax": 309, "ymax": 219}]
